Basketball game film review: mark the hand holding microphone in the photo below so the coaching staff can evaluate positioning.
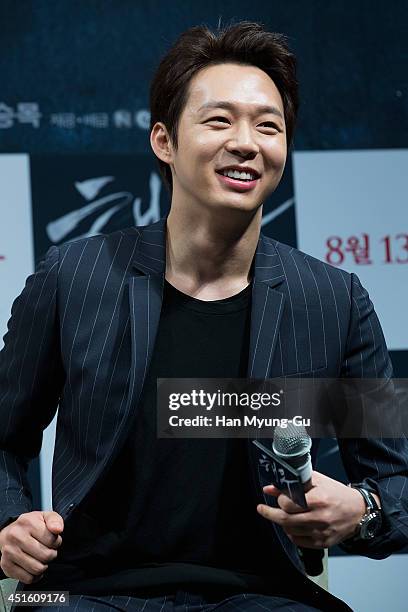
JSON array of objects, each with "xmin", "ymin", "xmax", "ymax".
[
  {"xmin": 254, "ymin": 424, "xmax": 367, "ymax": 575},
  {"xmin": 260, "ymin": 471, "xmax": 367, "ymax": 545}
]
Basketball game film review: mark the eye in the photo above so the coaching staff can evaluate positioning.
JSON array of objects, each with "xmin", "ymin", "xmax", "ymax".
[
  {"xmin": 258, "ymin": 122, "xmax": 280, "ymax": 132},
  {"xmin": 206, "ymin": 116, "xmax": 230, "ymax": 124}
]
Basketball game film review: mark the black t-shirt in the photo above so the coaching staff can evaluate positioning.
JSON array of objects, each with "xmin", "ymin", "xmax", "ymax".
[{"xmin": 36, "ymin": 279, "xmax": 289, "ymax": 597}]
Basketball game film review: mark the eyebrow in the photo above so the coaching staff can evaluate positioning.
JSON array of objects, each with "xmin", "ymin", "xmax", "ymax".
[{"xmin": 197, "ymin": 100, "xmax": 284, "ymax": 120}]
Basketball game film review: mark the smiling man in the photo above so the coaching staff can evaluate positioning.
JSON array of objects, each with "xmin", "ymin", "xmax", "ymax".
[{"xmin": 1, "ymin": 20, "xmax": 408, "ymax": 612}]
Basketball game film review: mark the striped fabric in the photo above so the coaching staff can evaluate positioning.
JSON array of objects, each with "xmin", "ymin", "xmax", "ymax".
[{"xmin": 0, "ymin": 215, "xmax": 407, "ymax": 586}]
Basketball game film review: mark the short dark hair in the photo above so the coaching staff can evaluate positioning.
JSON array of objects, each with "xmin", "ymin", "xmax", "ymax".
[{"xmin": 149, "ymin": 21, "xmax": 299, "ymax": 193}]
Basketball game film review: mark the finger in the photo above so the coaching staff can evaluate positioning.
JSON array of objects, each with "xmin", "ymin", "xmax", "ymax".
[
  {"xmin": 16, "ymin": 513, "xmax": 62, "ymax": 549},
  {"xmin": 257, "ymin": 504, "xmax": 289, "ymax": 525},
  {"xmin": 1, "ymin": 547, "xmax": 48, "ymax": 581},
  {"xmin": 257, "ymin": 504, "xmax": 323, "ymax": 529},
  {"xmin": 1, "ymin": 561, "xmax": 34, "ymax": 584},
  {"xmin": 30, "ymin": 523, "xmax": 63, "ymax": 549},
  {"xmin": 262, "ymin": 489, "xmax": 303, "ymax": 514},
  {"xmin": 277, "ymin": 495, "xmax": 306, "ymax": 514},
  {"xmin": 20, "ymin": 537, "xmax": 59, "ymax": 565},
  {"xmin": 1, "ymin": 559, "xmax": 41, "ymax": 585},
  {"xmin": 309, "ymin": 470, "xmax": 324, "ymax": 484},
  {"xmin": 10, "ymin": 546, "xmax": 49, "ymax": 576},
  {"xmin": 262, "ymin": 484, "xmax": 282, "ymax": 497},
  {"xmin": 263, "ymin": 486, "xmax": 307, "ymax": 514},
  {"xmin": 10, "ymin": 522, "xmax": 62, "ymax": 556},
  {"xmin": 40, "ymin": 533, "xmax": 63, "ymax": 549},
  {"xmin": 43, "ymin": 511, "xmax": 64, "ymax": 534}
]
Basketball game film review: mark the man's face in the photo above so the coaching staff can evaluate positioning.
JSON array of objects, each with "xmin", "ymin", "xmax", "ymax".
[{"xmin": 165, "ymin": 62, "xmax": 287, "ymax": 214}]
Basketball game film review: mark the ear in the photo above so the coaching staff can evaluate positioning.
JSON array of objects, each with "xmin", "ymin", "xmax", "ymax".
[{"xmin": 150, "ymin": 122, "xmax": 174, "ymax": 164}]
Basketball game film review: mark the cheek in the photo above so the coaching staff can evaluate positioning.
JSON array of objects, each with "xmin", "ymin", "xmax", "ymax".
[
  {"xmin": 185, "ymin": 126, "xmax": 224, "ymax": 155},
  {"xmin": 266, "ymin": 140, "xmax": 287, "ymax": 171},
  {"xmin": 177, "ymin": 140, "xmax": 221, "ymax": 182},
  {"xmin": 173, "ymin": 149, "xmax": 210, "ymax": 188},
  {"xmin": 196, "ymin": 135, "xmax": 223, "ymax": 164}
]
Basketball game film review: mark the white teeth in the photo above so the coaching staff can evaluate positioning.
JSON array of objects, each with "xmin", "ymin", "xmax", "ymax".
[{"xmin": 222, "ymin": 169, "xmax": 255, "ymax": 181}]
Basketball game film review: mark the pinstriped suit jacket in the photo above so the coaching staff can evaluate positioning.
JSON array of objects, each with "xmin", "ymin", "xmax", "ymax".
[{"xmin": 0, "ymin": 215, "xmax": 407, "ymax": 581}]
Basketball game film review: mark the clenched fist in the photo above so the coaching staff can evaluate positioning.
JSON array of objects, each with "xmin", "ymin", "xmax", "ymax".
[{"xmin": 0, "ymin": 511, "xmax": 64, "ymax": 584}]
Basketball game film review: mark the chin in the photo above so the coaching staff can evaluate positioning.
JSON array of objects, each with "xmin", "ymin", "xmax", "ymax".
[{"xmin": 217, "ymin": 198, "xmax": 261, "ymax": 212}]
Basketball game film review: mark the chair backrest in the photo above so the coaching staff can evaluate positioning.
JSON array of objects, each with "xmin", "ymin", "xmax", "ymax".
[
  {"xmin": 0, "ymin": 578, "xmax": 19, "ymax": 612},
  {"xmin": 307, "ymin": 548, "xmax": 329, "ymax": 591}
]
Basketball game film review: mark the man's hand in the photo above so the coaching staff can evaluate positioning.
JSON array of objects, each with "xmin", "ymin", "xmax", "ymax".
[
  {"xmin": 0, "ymin": 511, "xmax": 64, "ymax": 584},
  {"xmin": 256, "ymin": 471, "xmax": 371, "ymax": 549}
]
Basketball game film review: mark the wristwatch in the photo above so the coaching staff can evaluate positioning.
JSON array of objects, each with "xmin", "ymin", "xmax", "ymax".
[{"xmin": 348, "ymin": 484, "xmax": 382, "ymax": 540}]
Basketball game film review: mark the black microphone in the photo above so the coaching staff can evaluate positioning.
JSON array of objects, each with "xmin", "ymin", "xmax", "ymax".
[{"xmin": 273, "ymin": 423, "xmax": 324, "ymax": 577}]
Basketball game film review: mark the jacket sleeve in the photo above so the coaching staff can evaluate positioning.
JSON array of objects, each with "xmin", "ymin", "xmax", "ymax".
[
  {"xmin": 0, "ymin": 246, "xmax": 64, "ymax": 533},
  {"xmin": 337, "ymin": 273, "xmax": 408, "ymax": 558}
]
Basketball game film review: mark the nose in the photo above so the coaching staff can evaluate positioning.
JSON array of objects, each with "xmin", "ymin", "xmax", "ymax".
[{"xmin": 225, "ymin": 122, "xmax": 259, "ymax": 159}]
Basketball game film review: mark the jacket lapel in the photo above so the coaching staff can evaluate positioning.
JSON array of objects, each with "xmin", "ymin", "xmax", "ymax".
[
  {"xmin": 247, "ymin": 234, "xmax": 286, "ymax": 378},
  {"xmin": 127, "ymin": 217, "xmax": 167, "ymax": 413}
]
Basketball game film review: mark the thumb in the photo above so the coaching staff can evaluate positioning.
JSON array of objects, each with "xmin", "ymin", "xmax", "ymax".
[{"xmin": 42, "ymin": 511, "xmax": 64, "ymax": 533}]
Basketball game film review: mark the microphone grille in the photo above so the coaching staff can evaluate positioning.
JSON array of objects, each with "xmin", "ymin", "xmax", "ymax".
[{"xmin": 273, "ymin": 423, "xmax": 311, "ymax": 455}]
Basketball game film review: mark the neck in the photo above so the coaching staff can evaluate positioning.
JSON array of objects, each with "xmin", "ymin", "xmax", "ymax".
[{"xmin": 165, "ymin": 203, "xmax": 262, "ymax": 295}]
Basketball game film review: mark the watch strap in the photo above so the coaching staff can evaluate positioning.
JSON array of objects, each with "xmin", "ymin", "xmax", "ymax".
[
  {"xmin": 350, "ymin": 485, "xmax": 379, "ymax": 512},
  {"xmin": 347, "ymin": 484, "xmax": 382, "ymax": 540}
]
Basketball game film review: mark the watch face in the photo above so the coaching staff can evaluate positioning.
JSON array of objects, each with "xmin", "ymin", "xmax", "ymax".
[{"xmin": 361, "ymin": 513, "xmax": 382, "ymax": 539}]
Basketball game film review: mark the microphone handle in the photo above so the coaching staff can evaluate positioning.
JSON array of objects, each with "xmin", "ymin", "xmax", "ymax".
[
  {"xmin": 303, "ymin": 478, "xmax": 313, "ymax": 493},
  {"xmin": 272, "ymin": 446, "xmax": 324, "ymax": 576},
  {"xmin": 299, "ymin": 547, "xmax": 324, "ymax": 577},
  {"xmin": 299, "ymin": 473, "xmax": 324, "ymax": 577}
]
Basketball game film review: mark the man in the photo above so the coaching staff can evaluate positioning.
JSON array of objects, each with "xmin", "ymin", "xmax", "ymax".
[{"xmin": 0, "ymin": 21, "xmax": 407, "ymax": 612}]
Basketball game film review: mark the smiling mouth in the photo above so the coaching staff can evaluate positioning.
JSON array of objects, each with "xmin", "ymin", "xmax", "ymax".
[
  {"xmin": 214, "ymin": 170, "xmax": 260, "ymax": 192},
  {"xmin": 215, "ymin": 170, "xmax": 260, "ymax": 183}
]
